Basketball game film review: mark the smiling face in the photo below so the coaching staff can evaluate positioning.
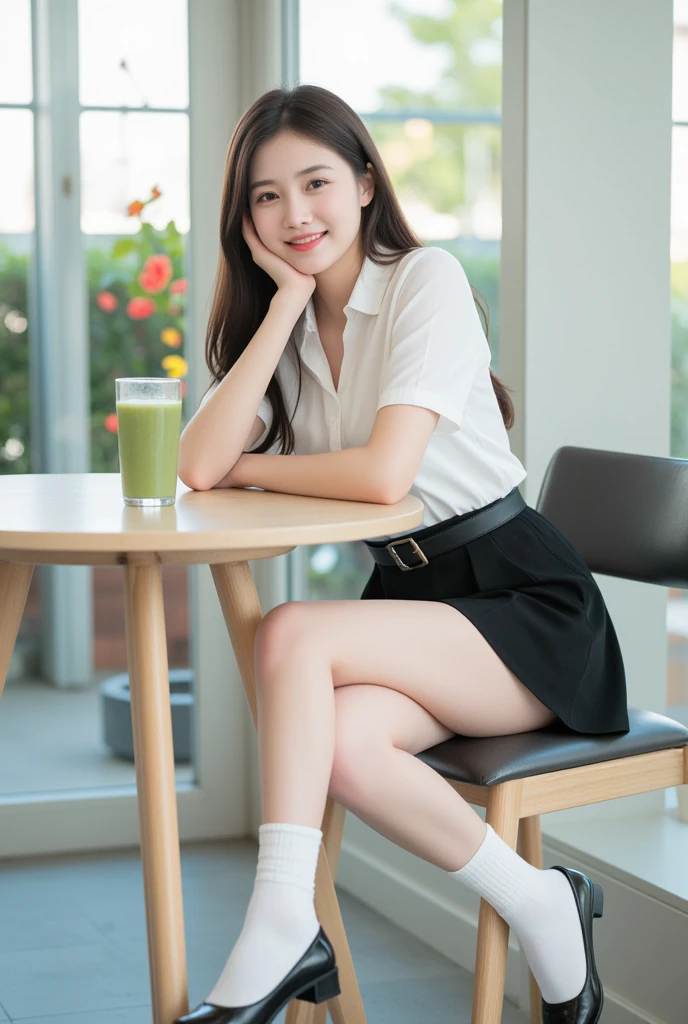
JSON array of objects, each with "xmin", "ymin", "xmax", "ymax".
[{"xmin": 247, "ymin": 130, "xmax": 374, "ymax": 272}]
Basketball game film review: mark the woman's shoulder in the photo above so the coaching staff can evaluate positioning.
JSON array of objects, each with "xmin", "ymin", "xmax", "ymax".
[
  {"xmin": 403, "ymin": 243, "xmax": 467, "ymax": 271},
  {"xmin": 386, "ymin": 246, "xmax": 471, "ymax": 306},
  {"xmin": 390, "ymin": 245, "xmax": 469, "ymax": 289}
]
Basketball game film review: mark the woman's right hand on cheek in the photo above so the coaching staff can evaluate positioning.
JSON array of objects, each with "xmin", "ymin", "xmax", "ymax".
[{"xmin": 241, "ymin": 211, "xmax": 316, "ymax": 301}]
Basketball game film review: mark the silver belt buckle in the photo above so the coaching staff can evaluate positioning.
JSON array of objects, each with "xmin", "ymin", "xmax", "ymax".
[{"xmin": 386, "ymin": 537, "xmax": 428, "ymax": 571}]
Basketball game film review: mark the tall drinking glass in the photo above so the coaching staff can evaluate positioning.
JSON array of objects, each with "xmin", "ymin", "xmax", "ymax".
[{"xmin": 115, "ymin": 377, "xmax": 183, "ymax": 506}]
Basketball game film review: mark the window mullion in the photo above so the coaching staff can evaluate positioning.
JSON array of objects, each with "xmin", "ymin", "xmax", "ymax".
[
  {"xmin": 32, "ymin": 0, "xmax": 93, "ymax": 686},
  {"xmin": 281, "ymin": 0, "xmax": 299, "ymax": 89}
]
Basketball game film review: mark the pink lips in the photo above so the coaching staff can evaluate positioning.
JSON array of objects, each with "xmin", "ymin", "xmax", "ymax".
[{"xmin": 287, "ymin": 232, "xmax": 327, "ymax": 252}]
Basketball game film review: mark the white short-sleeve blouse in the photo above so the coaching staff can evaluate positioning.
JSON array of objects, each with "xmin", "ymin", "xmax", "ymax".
[{"xmin": 207, "ymin": 245, "xmax": 526, "ymax": 541}]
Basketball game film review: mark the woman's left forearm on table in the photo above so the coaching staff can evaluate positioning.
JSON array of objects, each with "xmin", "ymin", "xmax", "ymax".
[{"xmin": 221, "ymin": 447, "xmax": 393, "ymax": 503}]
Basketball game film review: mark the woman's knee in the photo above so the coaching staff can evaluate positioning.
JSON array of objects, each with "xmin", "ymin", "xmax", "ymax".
[{"xmin": 254, "ymin": 601, "xmax": 317, "ymax": 676}]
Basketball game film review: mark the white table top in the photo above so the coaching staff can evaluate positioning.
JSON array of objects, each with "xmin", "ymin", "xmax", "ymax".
[{"xmin": 0, "ymin": 474, "xmax": 424, "ymax": 556}]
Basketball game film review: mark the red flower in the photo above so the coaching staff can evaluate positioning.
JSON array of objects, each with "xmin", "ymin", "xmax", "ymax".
[
  {"xmin": 151, "ymin": 187, "xmax": 162, "ymax": 199},
  {"xmin": 97, "ymin": 291, "xmax": 118, "ymax": 312},
  {"xmin": 139, "ymin": 254, "xmax": 173, "ymax": 294},
  {"xmin": 169, "ymin": 278, "xmax": 187, "ymax": 295},
  {"xmin": 127, "ymin": 297, "xmax": 156, "ymax": 319},
  {"xmin": 104, "ymin": 413, "xmax": 118, "ymax": 433},
  {"xmin": 127, "ymin": 200, "xmax": 144, "ymax": 217}
]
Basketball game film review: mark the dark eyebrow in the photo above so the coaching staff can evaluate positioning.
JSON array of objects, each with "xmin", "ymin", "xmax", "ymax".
[{"xmin": 249, "ymin": 165, "xmax": 334, "ymax": 193}]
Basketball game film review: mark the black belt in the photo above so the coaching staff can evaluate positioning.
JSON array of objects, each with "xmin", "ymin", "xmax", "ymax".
[{"xmin": 364, "ymin": 487, "xmax": 527, "ymax": 571}]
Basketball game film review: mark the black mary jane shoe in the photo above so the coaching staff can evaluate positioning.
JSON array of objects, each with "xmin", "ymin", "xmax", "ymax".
[
  {"xmin": 541, "ymin": 866, "xmax": 605, "ymax": 1024},
  {"xmin": 173, "ymin": 926, "xmax": 340, "ymax": 1024}
]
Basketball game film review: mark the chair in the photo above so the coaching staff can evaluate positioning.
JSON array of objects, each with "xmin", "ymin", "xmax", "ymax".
[
  {"xmin": 289, "ymin": 445, "xmax": 688, "ymax": 1024},
  {"xmin": 414, "ymin": 445, "xmax": 688, "ymax": 1024}
]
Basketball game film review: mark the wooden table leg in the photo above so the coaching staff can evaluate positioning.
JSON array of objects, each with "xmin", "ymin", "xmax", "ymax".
[
  {"xmin": 0, "ymin": 562, "xmax": 34, "ymax": 699},
  {"xmin": 211, "ymin": 561, "xmax": 367, "ymax": 1024},
  {"xmin": 124, "ymin": 554, "xmax": 188, "ymax": 1024}
]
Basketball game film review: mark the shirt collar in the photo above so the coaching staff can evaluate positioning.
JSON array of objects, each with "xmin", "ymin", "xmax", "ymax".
[{"xmin": 301, "ymin": 249, "xmax": 399, "ymax": 339}]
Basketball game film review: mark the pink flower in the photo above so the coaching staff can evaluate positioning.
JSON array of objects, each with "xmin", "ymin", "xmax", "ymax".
[
  {"xmin": 139, "ymin": 254, "xmax": 173, "ymax": 294},
  {"xmin": 104, "ymin": 413, "xmax": 118, "ymax": 433},
  {"xmin": 127, "ymin": 297, "xmax": 156, "ymax": 319},
  {"xmin": 97, "ymin": 291, "xmax": 118, "ymax": 312},
  {"xmin": 169, "ymin": 278, "xmax": 187, "ymax": 295}
]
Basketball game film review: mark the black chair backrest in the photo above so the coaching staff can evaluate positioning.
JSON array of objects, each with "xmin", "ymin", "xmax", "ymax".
[{"xmin": 536, "ymin": 446, "xmax": 688, "ymax": 588}]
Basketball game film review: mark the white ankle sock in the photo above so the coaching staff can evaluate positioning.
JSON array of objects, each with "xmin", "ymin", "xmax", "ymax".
[
  {"xmin": 449, "ymin": 824, "xmax": 587, "ymax": 1004},
  {"xmin": 207, "ymin": 822, "xmax": 322, "ymax": 1008}
]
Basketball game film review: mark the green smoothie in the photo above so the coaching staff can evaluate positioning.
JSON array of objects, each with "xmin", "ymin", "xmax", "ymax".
[{"xmin": 116, "ymin": 399, "xmax": 182, "ymax": 501}]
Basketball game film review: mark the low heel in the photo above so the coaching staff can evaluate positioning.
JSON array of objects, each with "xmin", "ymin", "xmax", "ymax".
[
  {"xmin": 299, "ymin": 967, "xmax": 340, "ymax": 1004},
  {"xmin": 592, "ymin": 883, "xmax": 604, "ymax": 919}
]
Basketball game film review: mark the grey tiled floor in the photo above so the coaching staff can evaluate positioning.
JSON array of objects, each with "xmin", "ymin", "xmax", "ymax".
[{"xmin": 0, "ymin": 840, "xmax": 527, "ymax": 1023}]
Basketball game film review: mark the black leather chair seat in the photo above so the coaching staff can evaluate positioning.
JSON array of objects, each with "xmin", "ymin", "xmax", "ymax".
[{"xmin": 416, "ymin": 708, "xmax": 688, "ymax": 786}]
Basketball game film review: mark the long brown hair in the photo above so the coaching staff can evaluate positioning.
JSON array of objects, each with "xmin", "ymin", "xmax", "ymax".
[{"xmin": 205, "ymin": 84, "xmax": 514, "ymax": 455}]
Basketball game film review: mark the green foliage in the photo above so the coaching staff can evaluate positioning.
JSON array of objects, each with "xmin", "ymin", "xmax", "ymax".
[
  {"xmin": 367, "ymin": 0, "xmax": 502, "ymax": 361},
  {"xmin": 88, "ymin": 208, "xmax": 188, "ymax": 472},
  {"xmin": 371, "ymin": 0, "xmax": 502, "ymax": 216},
  {"xmin": 386, "ymin": 0, "xmax": 502, "ymax": 109},
  {"xmin": 0, "ymin": 198, "xmax": 188, "ymax": 475},
  {"xmin": 0, "ymin": 247, "xmax": 31, "ymax": 474}
]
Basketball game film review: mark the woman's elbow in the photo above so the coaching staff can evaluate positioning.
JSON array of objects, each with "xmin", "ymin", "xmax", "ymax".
[{"xmin": 178, "ymin": 464, "xmax": 213, "ymax": 491}]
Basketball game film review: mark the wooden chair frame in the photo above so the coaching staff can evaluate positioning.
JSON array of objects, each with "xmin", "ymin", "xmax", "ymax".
[{"xmin": 287, "ymin": 743, "xmax": 688, "ymax": 1024}]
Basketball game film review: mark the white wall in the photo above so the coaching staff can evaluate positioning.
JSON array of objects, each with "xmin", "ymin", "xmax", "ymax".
[{"xmin": 501, "ymin": 0, "xmax": 673, "ymax": 800}]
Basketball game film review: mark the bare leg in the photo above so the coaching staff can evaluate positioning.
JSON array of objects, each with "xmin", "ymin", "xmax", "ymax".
[
  {"xmin": 206, "ymin": 597, "xmax": 560, "ymax": 1017},
  {"xmin": 327, "ymin": 683, "xmax": 589, "ymax": 1011},
  {"xmin": 328, "ymin": 683, "xmax": 486, "ymax": 868},
  {"xmin": 254, "ymin": 600, "xmax": 587, "ymax": 1013},
  {"xmin": 208, "ymin": 563, "xmax": 366, "ymax": 1023},
  {"xmin": 255, "ymin": 599, "xmax": 554, "ymax": 865}
]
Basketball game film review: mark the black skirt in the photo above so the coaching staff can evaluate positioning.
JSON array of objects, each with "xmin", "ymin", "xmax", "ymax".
[{"xmin": 361, "ymin": 499, "xmax": 629, "ymax": 735}]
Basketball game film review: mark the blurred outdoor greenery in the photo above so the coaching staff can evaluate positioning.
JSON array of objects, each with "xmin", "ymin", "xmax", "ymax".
[{"xmin": 0, "ymin": 190, "xmax": 188, "ymax": 476}]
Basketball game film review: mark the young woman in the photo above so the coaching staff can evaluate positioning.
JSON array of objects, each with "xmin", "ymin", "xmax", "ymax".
[{"xmin": 175, "ymin": 84, "xmax": 627, "ymax": 1024}]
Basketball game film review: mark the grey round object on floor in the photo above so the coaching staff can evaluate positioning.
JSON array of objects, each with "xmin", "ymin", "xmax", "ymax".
[{"xmin": 100, "ymin": 668, "xmax": 194, "ymax": 763}]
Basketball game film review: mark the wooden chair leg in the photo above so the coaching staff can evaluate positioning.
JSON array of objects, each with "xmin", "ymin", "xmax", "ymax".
[
  {"xmin": 471, "ymin": 781, "xmax": 523, "ymax": 1024},
  {"xmin": 211, "ymin": 563, "xmax": 367, "ymax": 1024},
  {"xmin": 287, "ymin": 797, "xmax": 348, "ymax": 1024},
  {"xmin": 0, "ymin": 562, "xmax": 33, "ymax": 700},
  {"xmin": 518, "ymin": 815, "xmax": 543, "ymax": 1024}
]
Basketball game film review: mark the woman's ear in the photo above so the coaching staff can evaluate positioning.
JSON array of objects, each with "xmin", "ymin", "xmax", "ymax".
[{"xmin": 361, "ymin": 162, "xmax": 375, "ymax": 207}]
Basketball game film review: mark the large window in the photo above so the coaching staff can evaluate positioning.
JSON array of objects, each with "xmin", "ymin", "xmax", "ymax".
[
  {"xmin": 0, "ymin": 0, "xmax": 192, "ymax": 797},
  {"xmin": 295, "ymin": 0, "xmax": 503, "ymax": 601}
]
